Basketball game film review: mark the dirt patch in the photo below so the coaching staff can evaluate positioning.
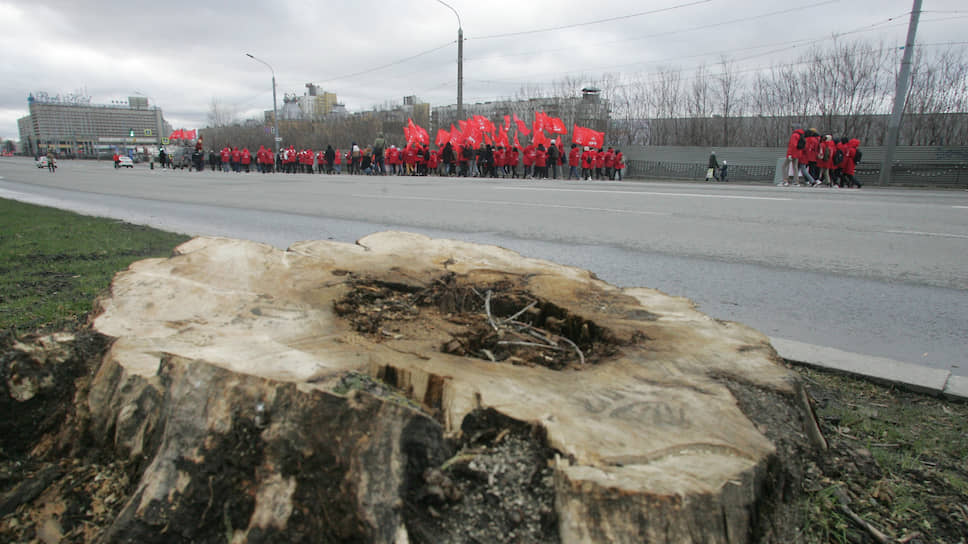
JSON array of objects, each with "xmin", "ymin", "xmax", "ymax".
[
  {"xmin": 333, "ymin": 274, "xmax": 624, "ymax": 371},
  {"xmin": 406, "ymin": 408, "xmax": 559, "ymax": 544}
]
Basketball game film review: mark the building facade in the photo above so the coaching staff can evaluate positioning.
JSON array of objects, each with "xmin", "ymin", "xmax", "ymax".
[{"xmin": 18, "ymin": 92, "xmax": 170, "ymax": 157}]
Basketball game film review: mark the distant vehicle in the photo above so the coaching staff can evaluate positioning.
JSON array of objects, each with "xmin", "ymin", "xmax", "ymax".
[
  {"xmin": 170, "ymin": 147, "xmax": 193, "ymax": 169},
  {"xmin": 36, "ymin": 156, "xmax": 49, "ymax": 168},
  {"xmin": 118, "ymin": 156, "xmax": 134, "ymax": 168},
  {"xmin": 1, "ymin": 151, "xmax": 13, "ymax": 157}
]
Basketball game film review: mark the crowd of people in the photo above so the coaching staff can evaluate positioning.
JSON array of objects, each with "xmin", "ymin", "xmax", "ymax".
[
  {"xmin": 780, "ymin": 128, "xmax": 863, "ymax": 188},
  {"xmin": 186, "ymin": 136, "xmax": 625, "ymax": 181}
]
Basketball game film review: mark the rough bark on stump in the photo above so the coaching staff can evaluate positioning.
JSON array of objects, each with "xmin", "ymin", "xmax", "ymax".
[{"xmin": 87, "ymin": 232, "xmax": 818, "ymax": 543}]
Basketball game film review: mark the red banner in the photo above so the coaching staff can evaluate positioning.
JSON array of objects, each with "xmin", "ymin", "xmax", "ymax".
[
  {"xmin": 435, "ymin": 129, "xmax": 450, "ymax": 147},
  {"xmin": 513, "ymin": 113, "xmax": 531, "ymax": 136}
]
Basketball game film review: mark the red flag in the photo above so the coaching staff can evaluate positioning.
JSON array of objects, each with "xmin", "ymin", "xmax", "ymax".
[
  {"xmin": 533, "ymin": 130, "xmax": 550, "ymax": 147},
  {"xmin": 513, "ymin": 132, "xmax": 521, "ymax": 149},
  {"xmin": 449, "ymin": 124, "xmax": 460, "ymax": 145},
  {"xmin": 549, "ymin": 117, "xmax": 566, "ymax": 135},
  {"xmin": 435, "ymin": 129, "xmax": 450, "ymax": 147},
  {"xmin": 183, "ymin": 129, "xmax": 197, "ymax": 140},
  {"xmin": 513, "ymin": 113, "xmax": 531, "ymax": 136},
  {"xmin": 572, "ymin": 124, "xmax": 588, "ymax": 145},
  {"xmin": 496, "ymin": 129, "xmax": 509, "ymax": 148},
  {"xmin": 534, "ymin": 112, "xmax": 549, "ymax": 134},
  {"xmin": 586, "ymin": 129, "xmax": 604, "ymax": 148},
  {"xmin": 169, "ymin": 129, "xmax": 183, "ymax": 140},
  {"xmin": 503, "ymin": 115, "xmax": 511, "ymax": 132}
]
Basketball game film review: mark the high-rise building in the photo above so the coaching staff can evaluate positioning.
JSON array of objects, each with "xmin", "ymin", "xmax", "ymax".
[{"xmin": 18, "ymin": 92, "xmax": 170, "ymax": 157}]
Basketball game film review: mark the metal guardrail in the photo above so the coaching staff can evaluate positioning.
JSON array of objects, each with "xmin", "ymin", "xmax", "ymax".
[{"xmin": 626, "ymin": 159, "xmax": 968, "ymax": 188}]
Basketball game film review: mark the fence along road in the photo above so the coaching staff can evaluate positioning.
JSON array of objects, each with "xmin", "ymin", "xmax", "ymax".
[{"xmin": 624, "ymin": 145, "xmax": 968, "ymax": 187}]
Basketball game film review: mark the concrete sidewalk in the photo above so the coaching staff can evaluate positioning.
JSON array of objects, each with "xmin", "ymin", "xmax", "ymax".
[{"xmin": 771, "ymin": 337, "xmax": 967, "ymax": 401}]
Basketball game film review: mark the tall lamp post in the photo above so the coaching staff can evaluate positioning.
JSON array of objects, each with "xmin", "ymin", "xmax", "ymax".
[
  {"xmin": 245, "ymin": 53, "xmax": 281, "ymax": 160},
  {"xmin": 436, "ymin": 0, "xmax": 463, "ymax": 121}
]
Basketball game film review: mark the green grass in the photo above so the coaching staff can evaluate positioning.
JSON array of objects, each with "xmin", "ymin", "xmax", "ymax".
[{"xmin": 0, "ymin": 198, "xmax": 190, "ymax": 332}]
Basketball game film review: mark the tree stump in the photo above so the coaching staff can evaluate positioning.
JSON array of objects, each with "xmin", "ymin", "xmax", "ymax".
[{"xmin": 88, "ymin": 232, "xmax": 820, "ymax": 543}]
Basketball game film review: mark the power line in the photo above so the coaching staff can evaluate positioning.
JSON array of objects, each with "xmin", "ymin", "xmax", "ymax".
[
  {"xmin": 464, "ymin": 0, "xmax": 844, "ymax": 62},
  {"xmin": 314, "ymin": 40, "xmax": 456, "ymax": 85},
  {"xmin": 470, "ymin": 0, "xmax": 713, "ymax": 40}
]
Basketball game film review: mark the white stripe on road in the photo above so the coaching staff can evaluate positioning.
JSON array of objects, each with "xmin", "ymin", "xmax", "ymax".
[
  {"xmin": 883, "ymin": 230, "xmax": 968, "ymax": 240},
  {"xmin": 954, "ymin": 206, "xmax": 968, "ymax": 209},
  {"xmin": 495, "ymin": 186, "xmax": 793, "ymax": 201},
  {"xmin": 351, "ymin": 194, "xmax": 671, "ymax": 216}
]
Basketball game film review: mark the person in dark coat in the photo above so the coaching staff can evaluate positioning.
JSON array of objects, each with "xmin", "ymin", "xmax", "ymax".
[
  {"xmin": 324, "ymin": 145, "xmax": 336, "ymax": 174},
  {"xmin": 706, "ymin": 151, "xmax": 719, "ymax": 181}
]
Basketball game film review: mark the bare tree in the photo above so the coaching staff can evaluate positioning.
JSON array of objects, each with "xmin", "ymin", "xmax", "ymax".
[
  {"xmin": 713, "ymin": 57, "xmax": 743, "ymax": 147},
  {"xmin": 207, "ymin": 98, "xmax": 238, "ymax": 129}
]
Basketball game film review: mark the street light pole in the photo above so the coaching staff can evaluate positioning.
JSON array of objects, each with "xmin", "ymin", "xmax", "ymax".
[
  {"xmin": 879, "ymin": 0, "xmax": 922, "ymax": 186},
  {"xmin": 246, "ymin": 53, "xmax": 281, "ymax": 160},
  {"xmin": 436, "ymin": 0, "xmax": 463, "ymax": 121}
]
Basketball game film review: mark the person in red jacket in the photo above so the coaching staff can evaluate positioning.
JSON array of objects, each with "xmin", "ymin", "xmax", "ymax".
[
  {"xmin": 241, "ymin": 148, "xmax": 251, "ymax": 173},
  {"xmin": 386, "ymin": 145, "xmax": 398, "ymax": 175},
  {"xmin": 593, "ymin": 148, "xmax": 605, "ymax": 180},
  {"xmin": 781, "ymin": 128, "xmax": 805, "ymax": 185},
  {"xmin": 816, "ymin": 135, "xmax": 835, "ymax": 186},
  {"xmin": 568, "ymin": 144, "xmax": 581, "ymax": 179},
  {"xmin": 614, "ymin": 149, "xmax": 625, "ymax": 181},
  {"xmin": 494, "ymin": 146, "xmax": 505, "ymax": 178},
  {"xmin": 534, "ymin": 144, "xmax": 548, "ymax": 179},
  {"xmin": 843, "ymin": 138, "xmax": 862, "ymax": 188},
  {"xmin": 333, "ymin": 148, "xmax": 342, "ymax": 174},
  {"xmin": 604, "ymin": 147, "xmax": 615, "ymax": 180},
  {"xmin": 832, "ymin": 137, "xmax": 849, "ymax": 187},
  {"xmin": 220, "ymin": 147, "xmax": 231, "ymax": 173},
  {"xmin": 507, "ymin": 146, "xmax": 519, "ymax": 178},
  {"xmin": 800, "ymin": 129, "xmax": 820, "ymax": 185},
  {"xmin": 230, "ymin": 147, "xmax": 241, "ymax": 172},
  {"xmin": 522, "ymin": 143, "xmax": 536, "ymax": 179},
  {"xmin": 580, "ymin": 147, "xmax": 592, "ymax": 180}
]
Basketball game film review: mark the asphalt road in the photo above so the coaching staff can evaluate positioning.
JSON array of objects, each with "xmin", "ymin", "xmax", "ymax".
[{"xmin": 2, "ymin": 157, "xmax": 966, "ymax": 376}]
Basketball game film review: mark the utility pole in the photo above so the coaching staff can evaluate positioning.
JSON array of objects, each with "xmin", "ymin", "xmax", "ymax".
[
  {"xmin": 437, "ymin": 1, "xmax": 463, "ymax": 121},
  {"xmin": 879, "ymin": 0, "xmax": 922, "ymax": 186}
]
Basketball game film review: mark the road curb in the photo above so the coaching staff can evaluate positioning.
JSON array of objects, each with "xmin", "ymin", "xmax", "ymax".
[{"xmin": 770, "ymin": 337, "xmax": 966, "ymax": 401}]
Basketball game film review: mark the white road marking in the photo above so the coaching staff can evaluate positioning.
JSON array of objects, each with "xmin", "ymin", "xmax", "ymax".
[
  {"xmin": 953, "ymin": 206, "xmax": 968, "ymax": 209},
  {"xmin": 883, "ymin": 230, "xmax": 968, "ymax": 240},
  {"xmin": 351, "ymin": 194, "xmax": 671, "ymax": 216},
  {"xmin": 495, "ymin": 186, "xmax": 793, "ymax": 201}
]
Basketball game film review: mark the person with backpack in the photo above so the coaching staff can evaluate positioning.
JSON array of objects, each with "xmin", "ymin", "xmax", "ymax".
[
  {"xmin": 799, "ymin": 129, "xmax": 820, "ymax": 186},
  {"xmin": 781, "ymin": 128, "xmax": 805, "ymax": 185},
  {"xmin": 843, "ymin": 138, "xmax": 862, "ymax": 188},
  {"xmin": 832, "ymin": 137, "xmax": 849, "ymax": 187},
  {"xmin": 547, "ymin": 142, "xmax": 560, "ymax": 179},
  {"xmin": 817, "ymin": 135, "xmax": 836, "ymax": 187},
  {"xmin": 372, "ymin": 133, "xmax": 386, "ymax": 175}
]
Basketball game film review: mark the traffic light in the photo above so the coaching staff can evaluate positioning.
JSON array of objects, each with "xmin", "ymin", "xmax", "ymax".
[{"xmin": 129, "ymin": 128, "xmax": 135, "ymax": 137}]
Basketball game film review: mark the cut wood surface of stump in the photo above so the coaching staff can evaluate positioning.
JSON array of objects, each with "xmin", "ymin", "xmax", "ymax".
[{"xmin": 87, "ymin": 232, "xmax": 820, "ymax": 543}]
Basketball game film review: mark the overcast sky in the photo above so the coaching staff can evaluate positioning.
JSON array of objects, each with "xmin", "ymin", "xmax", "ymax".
[{"xmin": 2, "ymin": 0, "xmax": 966, "ymax": 141}]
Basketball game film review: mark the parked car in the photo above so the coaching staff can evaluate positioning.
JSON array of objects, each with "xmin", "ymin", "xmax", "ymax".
[
  {"xmin": 118, "ymin": 156, "xmax": 134, "ymax": 168},
  {"xmin": 36, "ymin": 156, "xmax": 49, "ymax": 168}
]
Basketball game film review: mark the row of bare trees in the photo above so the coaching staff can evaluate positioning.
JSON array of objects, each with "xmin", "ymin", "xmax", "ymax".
[
  {"xmin": 606, "ymin": 40, "xmax": 968, "ymax": 147},
  {"xmin": 202, "ymin": 39, "xmax": 966, "ymax": 150}
]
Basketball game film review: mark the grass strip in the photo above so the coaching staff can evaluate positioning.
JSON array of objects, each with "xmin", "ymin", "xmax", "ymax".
[{"xmin": 0, "ymin": 198, "xmax": 190, "ymax": 332}]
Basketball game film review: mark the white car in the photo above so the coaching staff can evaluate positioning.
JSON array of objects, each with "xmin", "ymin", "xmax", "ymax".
[
  {"xmin": 117, "ymin": 156, "xmax": 134, "ymax": 168},
  {"xmin": 36, "ymin": 156, "xmax": 49, "ymax": 168}
]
